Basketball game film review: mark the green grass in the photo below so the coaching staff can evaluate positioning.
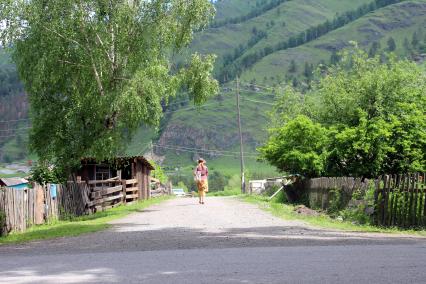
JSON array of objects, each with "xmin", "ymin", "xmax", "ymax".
[
  {"xmin": 209, "ymin": 187, "xmax": 242, "ymax": 197},
  {"xmin": 125, "ymin": 125, "xmax": 158, "ymax": 156},
  {"xmin": 163, "ymin": 1, "xmax": 426, "ymax": 174},
  {"xmin": 0, "ymin": 196, "xmax": 172, "ymax": 245},
  {"xmin": 242, "ymin": 1, "xmax": 426, "ymax": 84},
  {"xmin": 213, "ymin": 0, "xmax": 258, "ymax": 23},
  {"xmin": 190, "ymin": 0, "xmax": 372, "ymax": 65},
  {"xmin": 0, "ymin": 172, "xmax": 27, "ymax": 178},
  {"xmin": 241, "ymin": 195, "xmax": 426, "ymax": 236},
  {"xmin": 160, "ymin": 89, "xmax": 275, "ymax": 174}
]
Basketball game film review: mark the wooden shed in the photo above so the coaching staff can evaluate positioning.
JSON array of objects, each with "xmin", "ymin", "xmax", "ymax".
[
  {"xmin": 0, "ymin": 177, "xmax": 29, "ymax": 190},
  {"xmin": 75, "ymin": 156, "xmax": 154, "ymax": 201}
]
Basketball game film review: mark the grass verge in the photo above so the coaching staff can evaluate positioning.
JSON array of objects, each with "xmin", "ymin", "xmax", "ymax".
[
  {"xmin": 209, "ymin": 188, "xmax": 242, "ymax": 197},
  {"xmin": 0, "ymin": 196, "xmax": 173, "ymax": 245},
  {"xmin": 241, "ymin": 195, "xmax": 426, "ymax": 237}
]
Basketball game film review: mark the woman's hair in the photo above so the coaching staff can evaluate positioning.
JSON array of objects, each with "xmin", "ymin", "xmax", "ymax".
[{"xmin": 198, "ymin": 158, "xmax": 205, "ymax": 164}]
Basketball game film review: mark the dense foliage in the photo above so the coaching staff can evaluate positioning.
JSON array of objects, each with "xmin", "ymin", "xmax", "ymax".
[
  {"xmin": 260, "ymin": 47, "xmax": 426, "ymax": 178},
  {"xmin": 0, "ymin": 0, "xmax": 218, "ymax": 176},
  {"xmin": 150, "ymin": 160, "xmax": 168, "ymax": 184},
  {"xmin": 0, "ymin": 50, "xmax": 23, "ymax": 98}
]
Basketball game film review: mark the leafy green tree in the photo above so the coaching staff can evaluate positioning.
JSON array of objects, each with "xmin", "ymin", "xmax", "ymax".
[
  {"xmin": 412, "ymin": 31, "xmax": 419, "ymax": 47},
  {"xmin": 403, "ymin": 37, "xmax": 411, "ymax": 53},
  {"xmin": 330, "ymin": 50, "xmax": 340, "ymax": 65},
  {"xmin": 259, "ymin": 115, "xmax": 329, "ymax": 178},
  {"xmin": 150, "ymin": 160, "xmax": 168, "ymax": 184},
  {"xmin": 317, "ymin": 48, "xmax": 425, "ymax": 176},
  {"xmin": 0, "ymin": 0, "xmax": 218, "ymax": 177},
  {"xmin": 262, "ymin": 46, "xmax": 426, "ymax": 178},
  {"xmin": 368, "ymin": 41, "xmax": 380, "ymax": 58},
  {"xmin": 208, "ymin": 171, "xmax": 228, "ymax": 192},
  {"xmin": 387, "ymin": 37, "xmax": 396, "ymax": 52},
  {"xmin": 288, "ymin": 60, "xmax": 297, "ymax": 73}
]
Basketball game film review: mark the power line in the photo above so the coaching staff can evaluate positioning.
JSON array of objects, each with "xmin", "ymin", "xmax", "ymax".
[
  {"xmin": 239, "ymin": 87, "xmax": 276, "ymax": 97},
  {"xmin": 240, "ymin": 82, "xmax": 277, "ymax": 91},
  {"xmin": 241, "ymin": 97, "xmax": 275, "ymax": 106},
  {"xmin": 153, "ymin": 143, "xmax": 256, "ymax": 155},
  {"xmin": 0, "ymin": 127, "xmax": 32, "ymax": 132},
  {"xmin": 153, "ymin": 144, "xmax": 259, "ymax": 158},
  {"xmin": 0, "ymin": 118, "xmax": 30, "ymax": 123},
  {"xmin": 164, "ymin": 102, "xmax": 219, "ymax": 114}
]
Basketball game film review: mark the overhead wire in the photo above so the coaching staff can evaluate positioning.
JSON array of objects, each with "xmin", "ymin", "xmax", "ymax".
[
  {"xmin": 0, "ymin": 127, "xmax": 32, "ymax": 132},
  {"xmin": 153, "ymin": 144, "xmax": 259, "ymax": 158},
  {"xmin": 153, "ymin": 143, "xmax": 257, "ymax": 155},
  {"xmin": 0, "ymin": 118, "xmax": 30, "ymax": 123}
]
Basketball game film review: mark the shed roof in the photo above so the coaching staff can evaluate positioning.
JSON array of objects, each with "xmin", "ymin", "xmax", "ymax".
[
  {"xmin": 81, "ymin": 155, "xmax": 154, "ymax": 170},
  {"xmin": 0, "ymin": 177, "xmax": 29, "ymax": 187}
]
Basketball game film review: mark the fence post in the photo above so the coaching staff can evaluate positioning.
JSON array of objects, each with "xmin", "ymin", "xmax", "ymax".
[
  {"xmin": 423, "ymin": 173, "xmax": 426, "ymax": 227},
  {"xmin": 414, "ymin": 173, "xmax": 419, "ymax": 226},
  {"xmin": 374, "ymin": 176, "xmax": 381, "ymax": 225},
  {"xmin": 122, "ymin": 180, "xmax": 127, "ymax": 205}
]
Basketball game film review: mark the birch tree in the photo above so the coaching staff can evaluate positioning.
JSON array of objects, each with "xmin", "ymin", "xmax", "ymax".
[{"xmin": 0, "ymin": 0, "xmax": 218, "ymax": 176}]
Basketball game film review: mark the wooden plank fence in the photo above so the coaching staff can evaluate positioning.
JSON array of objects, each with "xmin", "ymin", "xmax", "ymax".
[
  {"xmin": 1, "ymin": 178, "xmax": 154, "ymax": 236},
  {"xmin": 301, "ymin": 177, "xmax": 371, "ymax": 210},
  {"xmin": 57, "ymin": 182, "xmax": 91, "ymax": 217},
  {"xmin": 0, "ymin": 187, "xmax": 39, "ymax": 234},
  {"xmin": 375, "ymin": 173, "xmax": 426, "ymax": 228}
]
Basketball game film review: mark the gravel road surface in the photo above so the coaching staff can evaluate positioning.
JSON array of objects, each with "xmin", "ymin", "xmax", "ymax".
[{"xmin": 0, "ymin": 197, "xmax": 425, "ymax": 283}]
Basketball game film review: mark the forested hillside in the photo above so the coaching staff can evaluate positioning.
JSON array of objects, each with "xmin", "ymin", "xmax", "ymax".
[
  {"xmin": 0, "ymin": 49, "xmax": 29, "ymax": 163},
  {"xmin": 158, "ymin": 0, "xmax": 426, "ymax": 173},
  {"xmin": 1, "ymin": 0, "xmax": 426, "ymax": 172}
]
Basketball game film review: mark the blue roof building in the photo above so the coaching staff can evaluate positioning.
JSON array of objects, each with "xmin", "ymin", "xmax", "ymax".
[{"xmin": 0, "ymin": 177, "xmax": 29, "ymax": 190}]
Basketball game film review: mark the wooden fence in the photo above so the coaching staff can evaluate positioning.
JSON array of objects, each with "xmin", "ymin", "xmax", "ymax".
[
  {"xmin": 1, "ymin": 178, "xmax": 171, "ymax": 236},
  {"xmin": 375, "ymin": 173, "xmax": 426, "ymax": 227},
  {"xmin": 298, "ymin": 177, "xmax": 371, "ymax": 210},
  {"xmin": 0, "ymin": 187, "xmax": 37, "ymax": 233}
]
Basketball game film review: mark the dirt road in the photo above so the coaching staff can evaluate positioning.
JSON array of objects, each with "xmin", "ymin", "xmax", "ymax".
[{"xmin": 0, "ymin": 197, "xmax": 425, "ymax": 283}]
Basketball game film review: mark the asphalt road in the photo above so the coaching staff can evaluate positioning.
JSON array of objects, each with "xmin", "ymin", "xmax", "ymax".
[{"xmin": 1, "ymin": 197, "xmax": 425, "ymax": 284}]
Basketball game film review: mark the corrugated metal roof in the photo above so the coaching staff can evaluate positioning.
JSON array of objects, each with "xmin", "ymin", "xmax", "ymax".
[
  {"xmin": 0, "ymin": 177, "xmax": 29, "ymax": 187},
  {"xmin": 81, "ymin": 155, "xmax": 154, "ymax": 170}
]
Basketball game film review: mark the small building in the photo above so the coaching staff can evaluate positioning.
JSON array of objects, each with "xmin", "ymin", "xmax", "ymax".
[
  {"xmin": 0, "ymin": 177, "xmax": 29, "ymax": 190},
  {"xmin": 75, "ymin": 156, "xmax": 154, "ymax": 200}
]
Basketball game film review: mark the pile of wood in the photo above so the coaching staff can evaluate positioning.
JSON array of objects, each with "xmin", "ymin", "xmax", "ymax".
[{"xmin": 150, "ymin": 178, "xmax": 171, "ymax": 197}]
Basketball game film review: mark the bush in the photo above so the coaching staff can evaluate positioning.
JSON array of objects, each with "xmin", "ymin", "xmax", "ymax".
[
  {"xmin": 208, "ymin": 171, "xmax": 228, "ymax": 192},
  {"xmin": 177, "ymin": 181, "xmax": 188, "ymax": 192},
  {"xmin": 334, "ymin": 184, "xmax": 376, "ymax": 224}
]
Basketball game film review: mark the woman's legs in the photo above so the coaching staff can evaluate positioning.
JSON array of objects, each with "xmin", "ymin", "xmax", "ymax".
[{"xmin": 199, "ymin": 190, "xmax": 205, "ymax": 204}]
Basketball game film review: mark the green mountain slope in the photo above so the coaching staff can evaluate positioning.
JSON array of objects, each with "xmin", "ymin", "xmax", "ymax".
[
  {"xmin": 158, "ymin": 0, "xmax": 426, "ymax": 174},
  {"xmin": 242, "ymin": 0, "xmax": 426, "ymax": 84},
  {"xmin": 188, "ymin": 0, "xmax": 372, "ymax": 71},
  {"xmin": 2, "ymin": 0, "xmax": 426, "ymax": 178}
]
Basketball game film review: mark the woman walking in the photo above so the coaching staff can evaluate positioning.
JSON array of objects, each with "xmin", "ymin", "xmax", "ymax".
[{"xmin": 194, "ymin": 158, "xmax": 208, "ymax": 204}]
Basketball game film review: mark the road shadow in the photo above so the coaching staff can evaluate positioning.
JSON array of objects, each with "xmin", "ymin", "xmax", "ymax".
[{"xmin": 1, "ymin": 224, "xmax": 424, "ymax": 256}]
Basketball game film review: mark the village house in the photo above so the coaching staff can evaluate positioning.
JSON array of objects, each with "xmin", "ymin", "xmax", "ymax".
[
  {"xmin": 0, "ymin": 177, "xmax": 29, "ymax": 190},
  {"xmin": 76, "ymin": 155, "xmax": 154, "ymax": 200}
]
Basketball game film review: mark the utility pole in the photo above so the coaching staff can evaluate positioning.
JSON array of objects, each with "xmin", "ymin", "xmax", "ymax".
[{"xmin": 236, "ymin": 76, "xmax": 245, "ymax": 193}]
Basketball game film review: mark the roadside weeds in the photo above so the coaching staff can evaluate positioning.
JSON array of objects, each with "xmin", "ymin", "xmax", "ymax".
[
  {"xmin": 240, "ymin": 195, "xmax": 426, "ymax": 237},
  {"xmin": 0, "ymin": 196, "xmax": 172, "ymax": 245}
]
